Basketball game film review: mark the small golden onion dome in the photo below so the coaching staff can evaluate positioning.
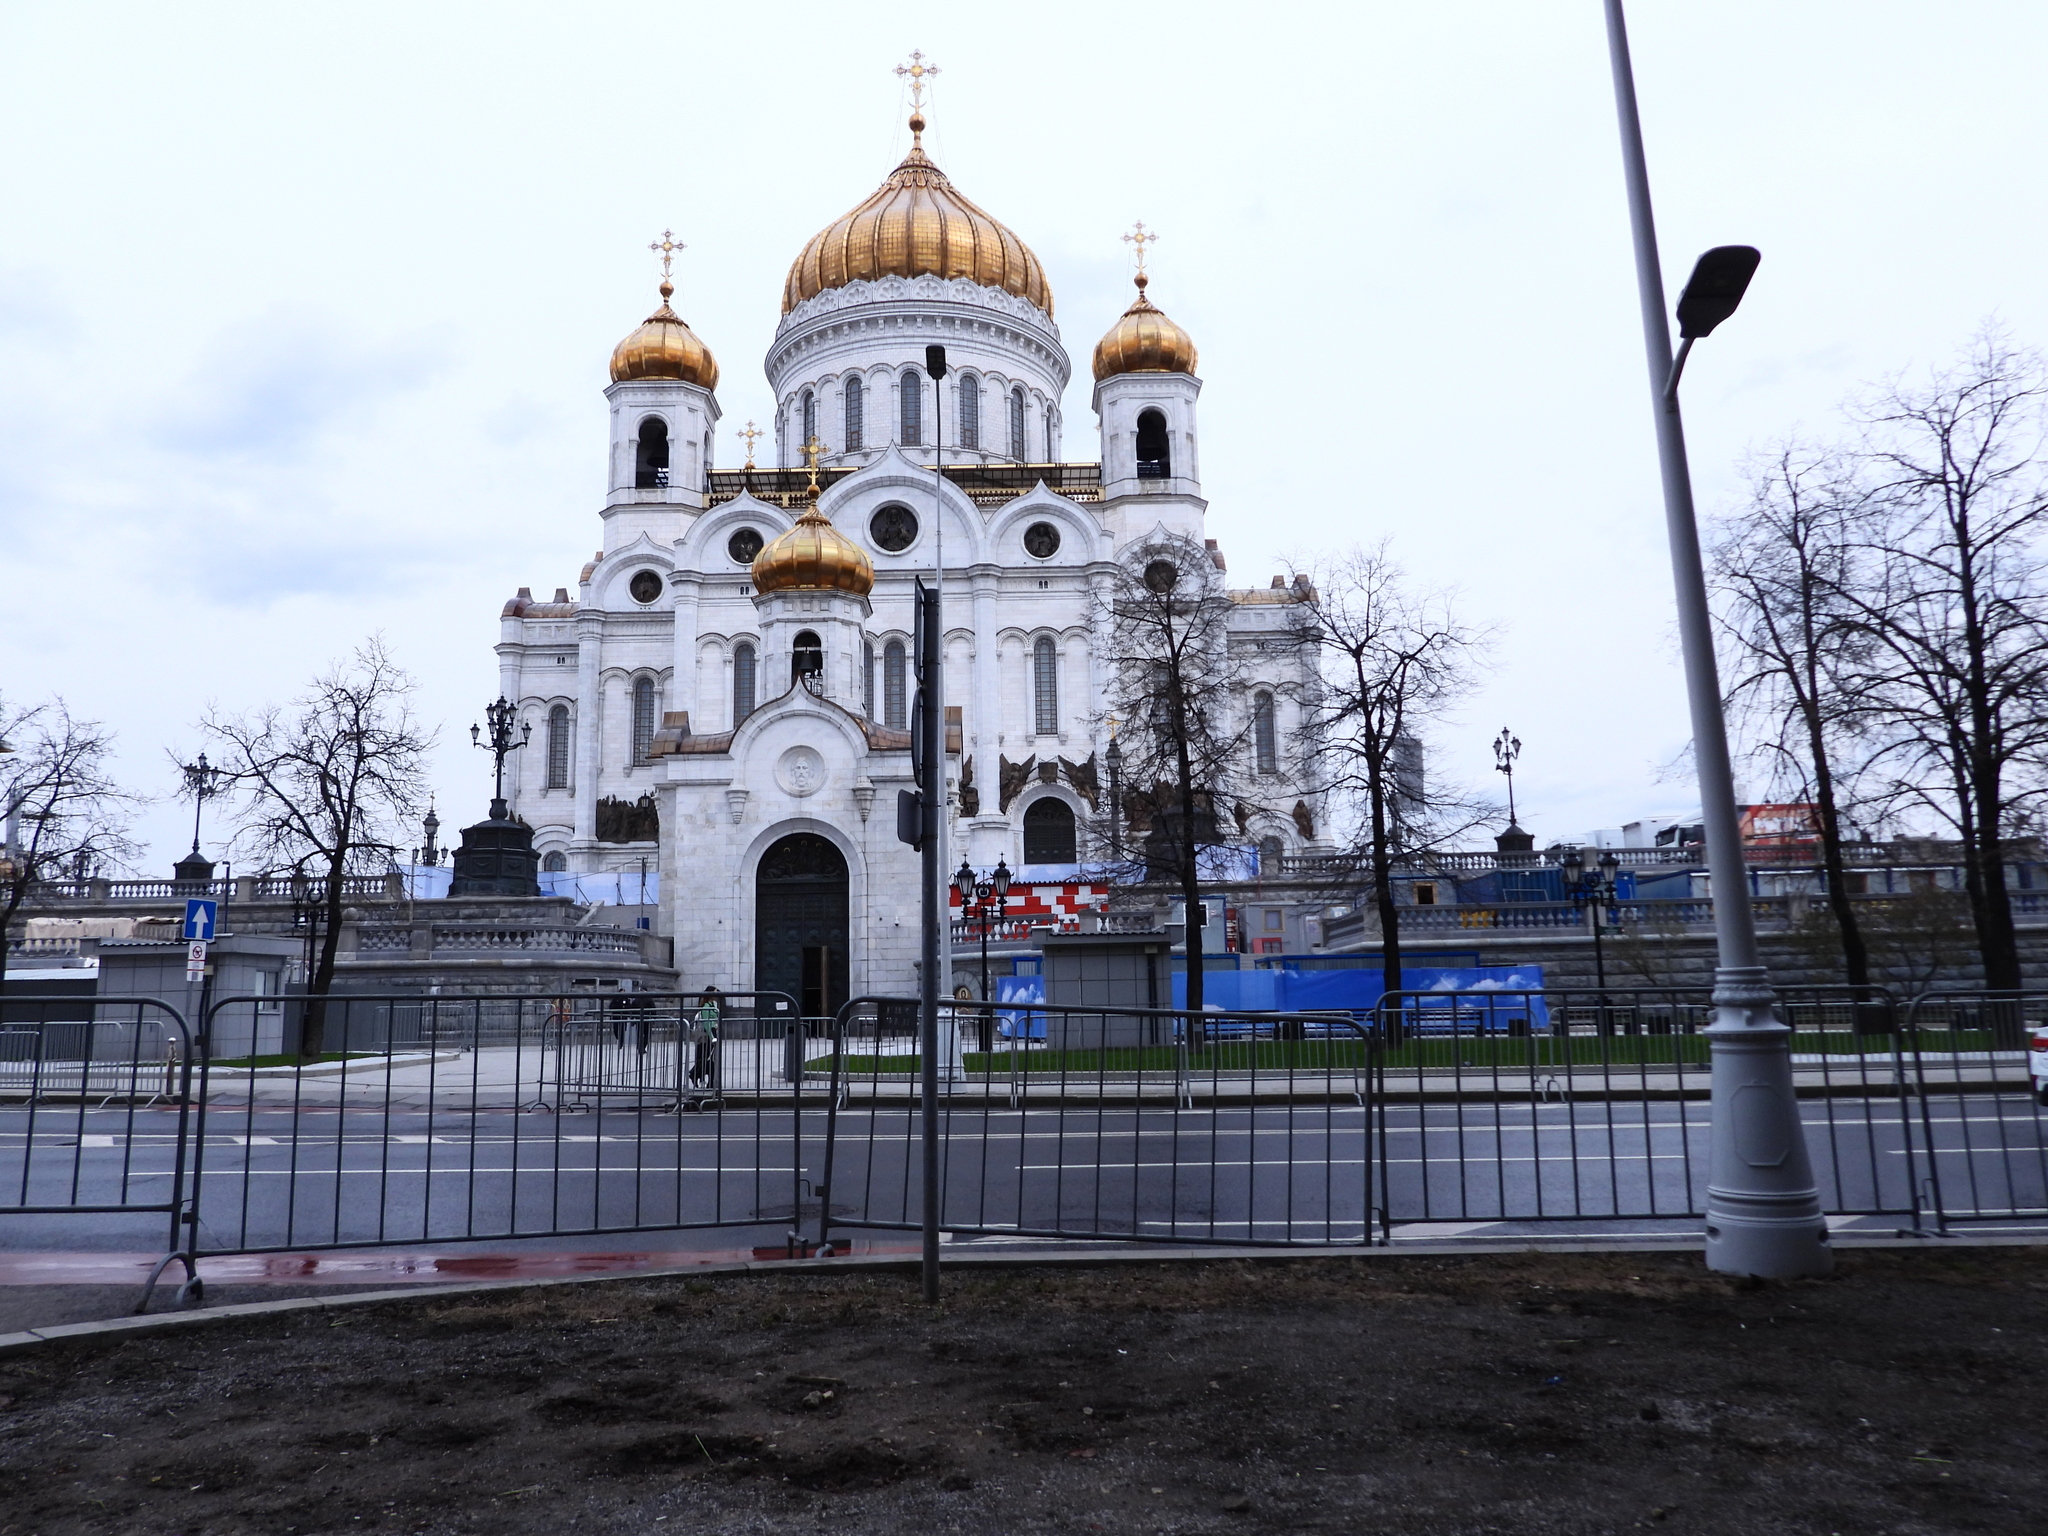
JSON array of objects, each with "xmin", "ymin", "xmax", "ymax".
[
  {"xmin": 610, "ymin": 279, "xmax": 720, "ymax": 389},
  {"xmin": 1091, "ymin": 273, "xmax": 1198, "ymax": 381},
  {"xmin": 751, "ymin": 506, "xmax": 875, "ymax": 597},
  {"xmin": 782, "ymin": 111, "xmax": 1052, "ymax": 316}
]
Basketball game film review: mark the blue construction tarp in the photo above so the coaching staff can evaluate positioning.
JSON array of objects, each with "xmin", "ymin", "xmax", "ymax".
[{"xmin": 1172, "ymin": 964, "xmax": 1549, "ymax": 1030}]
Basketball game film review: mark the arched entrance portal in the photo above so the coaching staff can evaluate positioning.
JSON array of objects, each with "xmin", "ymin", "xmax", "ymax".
[{"xmin": 754, "ymin": 833, "xmax": 850, "ymax": 1018}]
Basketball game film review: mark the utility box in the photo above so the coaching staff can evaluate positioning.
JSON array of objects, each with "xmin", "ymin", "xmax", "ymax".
[{"xmin": 1037, "ymin": 932, "xmax": 1173, "ymax": 1050}]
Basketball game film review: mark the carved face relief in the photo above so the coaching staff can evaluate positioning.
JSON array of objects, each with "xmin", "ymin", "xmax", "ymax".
[{"xmin": 776, "ymin": 745, "xmax": 827, "ymax": 798}]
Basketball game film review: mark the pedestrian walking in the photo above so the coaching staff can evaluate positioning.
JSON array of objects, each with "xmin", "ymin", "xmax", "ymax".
[{"xmin": 689, "ymin": 987, "xmax": 720, "ymax": 1087}]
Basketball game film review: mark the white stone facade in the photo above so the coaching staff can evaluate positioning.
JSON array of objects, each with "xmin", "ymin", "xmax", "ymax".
[{"xmin": 492, "ymin": 169, "xmax": 1325, "ymax": 999}]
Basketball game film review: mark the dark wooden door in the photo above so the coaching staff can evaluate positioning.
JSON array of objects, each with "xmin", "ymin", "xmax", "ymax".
[{"xmin": 754, "ymin": 833, "xmax": 849, "ymax": 1017}]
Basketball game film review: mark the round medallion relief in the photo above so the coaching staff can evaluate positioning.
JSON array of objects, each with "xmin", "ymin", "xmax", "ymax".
[{"xmin": 775, "ymin": 745, "xmax": 828, "ymax": 798}]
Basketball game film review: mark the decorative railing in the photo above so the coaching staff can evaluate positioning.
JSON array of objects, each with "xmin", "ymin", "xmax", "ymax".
[
  {"xmin": 18, "ymin": 874, "xmax": 404, "ymax": 904},
  {"xmin": 708, "ymin": 461, "xmax": 1103, "ymax": 509},
  {"xmin": 428, "ymin": 926, "xmax": 643, "ymax": 955}
]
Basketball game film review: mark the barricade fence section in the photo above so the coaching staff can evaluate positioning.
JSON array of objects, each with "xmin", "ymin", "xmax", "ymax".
[
  {"xmin": 1900, "ymin": 990, "xmax": 2048, "ymax": 1229},
  {"xmin": 816, "ymin": 996, "xmax": 1385, "ymax": 1249},
  {"xmin": 3, "ymin": 983, "xmax": 2042, "ymax": 1302},
  {"xmin": 0, "ymin": 995, "xmax": 197, "ymax": 1305},
  {"xmin": 185, "ymin": 990, "xmax": 805, "ymax": 1260}
]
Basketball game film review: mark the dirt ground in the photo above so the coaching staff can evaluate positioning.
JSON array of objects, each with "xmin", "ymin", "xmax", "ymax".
[{"xmin": 1, "ymin": 1247, "xmax": 2044, "ymax": 1535}]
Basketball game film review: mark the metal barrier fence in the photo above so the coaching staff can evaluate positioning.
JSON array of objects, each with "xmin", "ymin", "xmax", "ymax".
[
  {"xmin": 3, "ymin": 983, "xmax": 2042, "ymax": 1312},
  {"xmin": 1370, "ymin": 985, "xmax": 2045, "ymax": 1232},
  {"xmin": 171, "ymin": 990, "xmax": 809, "ymax": 1268},
  {"xmin": 816, "ymin": 996, "xmax": 1386, "ymax": 1250},
  {"xmin": 1899, "ymin": 990, "xmax": 2048, "ymax": 1230},
  {"xmin": 0, "ymin": 996, "xmax": 199, "ymax": 1306}
]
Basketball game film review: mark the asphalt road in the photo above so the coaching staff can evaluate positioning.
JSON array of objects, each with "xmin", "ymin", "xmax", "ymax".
[{"xmin": 3, "ymin": 1091, "xmax": 2043, "ymax": 1259}]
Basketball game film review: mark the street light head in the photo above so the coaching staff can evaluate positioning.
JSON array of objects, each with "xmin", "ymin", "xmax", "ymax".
[
  {"xmin": 1598, "ymin": 849, "xmax": 1620, "ymax": 877},
  {"xmin": 1675, "ymin": 245, "xmax": 1761, "ymax": 339},
  {"xmin": 992, "ymin": 856, "xmax": 1011, "ymax": 898},
  {"xmin": 953, "ymin": 858, "xmax": 975, "ymax": 899},
  {"xmin": 469, "ymin": 723, "xmax": 480, "ymax": 747},
  {"xmin": 1561, "ymin": 846, "xmax": 1584, "ymax": 880},
  {"xmin": 925, "ymin": 343, "xmax": 948, "ymax": 380}
]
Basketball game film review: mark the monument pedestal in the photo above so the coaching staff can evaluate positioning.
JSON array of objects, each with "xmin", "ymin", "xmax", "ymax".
[{"xmin": 448, "ymin": 799, "xmax": 541, "ymax": 897}]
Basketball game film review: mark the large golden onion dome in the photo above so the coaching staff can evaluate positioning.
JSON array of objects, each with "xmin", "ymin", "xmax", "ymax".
[
  {"xmin": 782, "ymin": 111, "xmax": 1052, "ymax": 317},
  {"xmin": 1091, "ymin": 273, "xmax": 1198, "ymax": 381},
  {"xmin": 610, "ymin": 279, "xmax": 720, "ymax": 389},
  {"xmin": 752, "ymin": 506, "xmax": 875, "ymax": 597}
]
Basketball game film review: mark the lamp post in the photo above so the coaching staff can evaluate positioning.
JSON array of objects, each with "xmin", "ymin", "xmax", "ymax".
[
  {"xmin": 1560, "ymin": 845, "xmax": 1621, "ymax": 990},
  {"xmin": 176, "ymin": 752, "xmax": 223, "ymax": 888},
  {"xmin": 1603, "ymin": 0, "xmax": 1830, "ymax": 1277},
  {"xmin": 470, "ymin": 698, "xmax": 532, "ymax": 820},
  {"xmin": 1104, "ymin": 733, "xmax": 1124, "ymax": 862},
  {"xmin": 952, "ymin": 856, "xmax": 1012, "ymax": 1050},
  {"xmin": 1492, "ymin": 728, "xmax": 1523, "ymax": 828}
]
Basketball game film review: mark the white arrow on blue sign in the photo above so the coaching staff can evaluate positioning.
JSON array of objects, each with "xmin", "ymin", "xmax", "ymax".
[{"xmin": 182, "ymin": 899, "xmax": 218, "ymax": 942}]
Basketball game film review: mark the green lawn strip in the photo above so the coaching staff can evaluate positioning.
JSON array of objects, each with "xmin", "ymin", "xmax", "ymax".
[{"xmin": 806, "ymin": 1030, "xmax": 1989, "ymax": 1077}]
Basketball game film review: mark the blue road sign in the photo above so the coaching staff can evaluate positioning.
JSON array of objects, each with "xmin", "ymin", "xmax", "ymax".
[{"xmin": 182, "ymin": 899, "xmax": 218, "ymax": 942}]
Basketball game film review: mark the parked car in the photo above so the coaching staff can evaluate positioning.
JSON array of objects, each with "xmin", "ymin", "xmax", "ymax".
[{"xmin": 2030, "ymin": 1024, "xmax": 2048, "ymax": 1106}]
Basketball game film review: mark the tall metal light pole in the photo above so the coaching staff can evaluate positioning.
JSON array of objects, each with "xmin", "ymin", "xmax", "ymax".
[
  {"xmin": 470, "ymin": 697, "xmax": 531, "ymax": 820},
  {"xmin": 1603, "ymin": 0, "xmax": 1830, "ymax": 1277},
  {"xmin": 922, "ymin": 342, "xmax": 949, "ymax": 1302}
]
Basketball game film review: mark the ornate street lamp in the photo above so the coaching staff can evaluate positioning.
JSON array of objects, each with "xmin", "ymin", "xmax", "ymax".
[
  {"xmin": 1560, "ymin": 846, "xmax": 1623, "ymax": 991},
  {"xmin": 470, "ymin": 698, "xmax": 532, "ymax": 820},
  {"xmin": 1104, "ymin": 733, "xmax": 1124, "ymax": 861},
  {"xmin": 952, "ymin": 855, "xmax": 1013, "ymax": 1052},
  {"xmin": 175, "ymin": 752, "xmax": 223, "ymax": 887}
]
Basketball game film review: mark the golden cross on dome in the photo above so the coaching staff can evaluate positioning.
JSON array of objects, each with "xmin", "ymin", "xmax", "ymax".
[
  {"xmin": 1122, "ymin": 221, "xmax": 1158, "ymax": 276},
  {"xmin": 894, "ymin": 50, "xmax": 940, "ymax": 110},
  {"xmin": 801, "ymin": 435, "xmax": 825, "ymax": 499},
  {"xmin": 648, "ymin": 229, "xmax": 685, "ymax": 283},
  {"xmin": 738, "ymin": 421, "xmax": 762, "ymax": 470}
]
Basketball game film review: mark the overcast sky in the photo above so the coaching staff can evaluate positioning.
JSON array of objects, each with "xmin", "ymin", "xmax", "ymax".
[{"xmin": 5, "ymin": 2, "xmax": 2047, "ymax": 873}]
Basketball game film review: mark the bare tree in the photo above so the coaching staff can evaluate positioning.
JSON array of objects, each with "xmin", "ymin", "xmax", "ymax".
[
  {"xmin": 0, "ymin": 697, "xmax": 140, "ymax": 989},
  {"xmin": 1712, "ymin": 445, "xmax": 1878, "ymax": 988},
  {"xmin": 1092, "ymin": 534, "xmax": 1266, "ymax": 1015},
  {"xmin": 1838, "ymin": 331, "xmax": 2048, "ymax": 992},
  {"xmin": 200, "ymin": 639, "xmax": 432, "ymax": 1054},
  {"xmin": 1287, "ymin": 544, "xmax": 1490, "ymax": 994}
]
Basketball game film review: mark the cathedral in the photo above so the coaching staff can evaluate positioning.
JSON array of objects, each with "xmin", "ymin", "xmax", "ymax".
[{"xmin": 492, "ymin": 77, "xmax": 1324, "ymax": 1011}]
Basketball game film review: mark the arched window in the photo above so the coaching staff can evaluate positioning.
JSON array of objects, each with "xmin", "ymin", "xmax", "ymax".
[
  {"xmin": 1009, "ymin": 387, "xmax": 1026, "ymax": 460},
  {"xmin": 843, "ymin": 375, "xmax": 864, "ymax": 452},
  {"xmin": 800, "ymin": 390, "xmax": 816, "ymax": 454},
  {"xmin": 883, "ymin": 640, "xmax": 907, "ymax": 729},
  {"xmin": 792, "ymin": 629, "xmax": 823, "ymax": 687},
  {"xmin": 958, "ymin": 373, "xmax": 979, "ymax": 449},
  {"xmin": 635, "ymin": 417, "xmax": 670, "ymax": 488},
  {"xmin": 542, "ymin": 850, "xmax": 569, "ymax": 873},
  {"xmin": 1023, "ymin": 799, "xmax": 1077, "ymax": 864},
  {"xmin": 1254, "ymin": 691, "xmax": 1277, "ymax": 774},
  {"xmin": 632, "ymin": 676, "xmax": 657, "ymax": 763},
  {"xmin": 546, "ymin": 704, "xmax": 570, "ymax": 789},
  {"xmin": 1258, "ymin": 835, "xmax": 1283, "ymax": 870},
  {"xmin": 733, "ymin": 642, "xmax": 757, "ymax": 725},
  {"xmin": 862, "ymin": 641, "xmax": 876, "ymax": 718},
  {"xmin": 1136, "ymin": 409, "xmax": 1170, "ymax": 479},
  {"xmin": 900, "ymin": 369, "xmax": 922, "ymax": 445},
  {"xmin": 1033, "ymin": 636, "xmax": 1058, "ymax": 736}
]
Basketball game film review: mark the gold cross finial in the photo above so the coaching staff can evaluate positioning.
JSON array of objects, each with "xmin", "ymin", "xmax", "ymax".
[
  {"xmin": 648, "ymin": 229, "xmax": 684, "ymax": 299},
  {"xmin": 801, "ymin": 435, "xmax": 825, "ymax": 499},
  {"xmin": 895, "ymin": 50, "xmax": 939, "ymax": 110},
  {"xmin": 1122, "ymin": 221, "xmax": 1158, "ymax": 276},
  {"xmin": 738, "ymin": 421, "xmax": 762, "ymax": 470}
]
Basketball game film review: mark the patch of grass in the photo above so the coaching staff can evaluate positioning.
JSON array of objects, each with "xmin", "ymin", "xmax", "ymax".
[
  {"xmin": 807, "ymin": 1029, "xmax": 1992, "ymax": 1077},
  {"xmin": 205, "ymin": 1051, "xmax": 381, "ymax": 1068}
]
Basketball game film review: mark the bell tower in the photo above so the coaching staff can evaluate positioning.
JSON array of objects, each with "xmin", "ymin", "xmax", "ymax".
[{"xmin": 603, "ymin": 231, "xmax": 722, "ymax": 551}]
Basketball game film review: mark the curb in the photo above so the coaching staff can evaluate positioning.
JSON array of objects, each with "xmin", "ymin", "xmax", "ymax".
[{"xmin": 0, "ymin": 1229, "xmax": 2041, "ymax": 1359}]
